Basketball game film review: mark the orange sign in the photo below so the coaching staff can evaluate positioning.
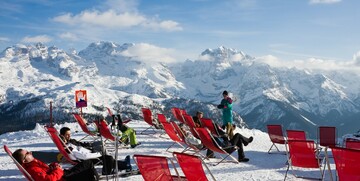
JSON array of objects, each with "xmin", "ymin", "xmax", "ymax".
[{"xmin": 75, "ymin": 90, "xmax": 87, "ymax": 108}]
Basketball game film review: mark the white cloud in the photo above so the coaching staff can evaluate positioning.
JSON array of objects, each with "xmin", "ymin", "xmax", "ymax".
[
  {"xmin": 256, "ymin": 54, "xmax": 360, "ymax": 72},
  {"xmin": 353, "ymin": 51, "xmax": 360, "ymax": 66},
  {"xmin": 52, "ymin": 3, "xmax": 182, "ymax": 32},
  {"xmin": 0, "ymin": 37, "xmax": 10, "ymax": 42},
  {"xmin": 21, "ymin": 35, "xmax": 52, "ymax": 43},
  {"xmin": 119, "ymin": 43, "xmax": 176, "ymax": 63},
  {"xmin": 58, "ymin": 32, "xmax": 79, "ymax": 41},
  {"xmin": 309, "ymin": 0, "xmax": 341, "ymax": 4}
]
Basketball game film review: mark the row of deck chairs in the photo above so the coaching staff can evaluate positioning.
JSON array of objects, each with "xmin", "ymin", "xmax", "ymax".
[
  {"xmin": 141, "ymin": 107, "xmax": 239, "ymax": 166},
  {"xmin": 266, "ymin": 124, "xmax": 360, "ymax": 180},
  {"xmin": 134, "ymin": 152, "xmax": 216, "ymax": 181}
]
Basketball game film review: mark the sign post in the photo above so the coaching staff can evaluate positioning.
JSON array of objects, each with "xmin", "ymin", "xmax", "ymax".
[{"xmin": 75, "ymin": 90, "xmax": 87, "ymax": 116}]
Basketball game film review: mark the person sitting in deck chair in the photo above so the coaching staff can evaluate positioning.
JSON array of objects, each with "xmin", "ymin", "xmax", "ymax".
[
  {"xmin": 208, "ymin": 130, "xmax": 253, "ymax": 162},
  {"xmin": 192, "ymin": 111, "xmax": 204, "ymax": 127},
  {"xmin": 12, "ymin": 148, "xmax": 99, "ymax": 181},
  {"xmin": 179, "ymin": 123, "xmax": 203, "ymax": 149},
  {"xmin": 108, "ymin": 117, "xmax": 141, "ymax": 149},
  {"xmin": 59, "ymin": 127, "xmax": 132, "ymax": 174}
]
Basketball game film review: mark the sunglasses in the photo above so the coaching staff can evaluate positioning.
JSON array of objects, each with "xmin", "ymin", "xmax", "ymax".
[{"xmin": 23, "ymin": 151, "xmax": 32, "ymax": 161}]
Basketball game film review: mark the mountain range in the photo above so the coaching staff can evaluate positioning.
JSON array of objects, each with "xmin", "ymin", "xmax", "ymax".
[{"xmin": 1, "ymin": 41, "xmax": 360, "ymax": 138}]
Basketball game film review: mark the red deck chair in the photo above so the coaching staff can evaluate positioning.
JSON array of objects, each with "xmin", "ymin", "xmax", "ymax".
[
  {"xmin": 330, "ymin": 146, "xmax": 360, "ymax": 181},
  {"xmin": 133, "ymin": 154, "xmax": 187, "ymax": 181},
  {"xmin": 44, "ymin": 126, "xmax": 78, "ymax": 165},
  {"xmin": 72, "ymin": 113, "xmax": 98, "ymax": 141},
  {"xmin": 161, "ymin": 119, "xmax": 186, "ymax": 152},
  {"xmin": 266, "ymin": 125, "xmax": 286, "ymax": 154},
  {"xmin": 182, "ymin": 114, "xmax": 201, "ymax": 139},
  {"xmin": 3, "ymin": 145, "xmax": 35, "ymax": 181},
  {"xmin": 284, "ymin": 140, "xmax": 325, "ymax": 180},
  {"xmin": 195, "ymin": 127, "xmax": 239, "ymax": 165},
  {"xmin": 200, "ymin": 118, "xmax": 220, "ymax": 136},
  {"xmin": 171, "ymin": 121, "xmax": 205, "ymax": 156},
  {"xmin": 286, "ymin": 130, "xmax": 307, "ymax": 141},
  {"xmin": 345, "ymin": 139, "xmax": 360, "ymax": 150},
  {"xmin": 140, "ymin": 108, "xmax": 157, "ymax": 134},
  {"xmin": 173, "ymin": 152, "xmax": 216, "ymax": 181},
  {"xmin": 318, "ymin": 126, "xmax": 337, "ymax": 147},
  {"xmin": 94, "ymin": 120, "xmax": 116, "ymax": 142},
  {"xmin": 171, "ymin": 107, "xmax": 186, "ymax": 123}
]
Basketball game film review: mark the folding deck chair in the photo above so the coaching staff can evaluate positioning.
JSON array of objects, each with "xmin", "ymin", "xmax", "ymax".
[
  {"xmin": 266, "ymin": 125, "xmax": 286, "ymax": 154},
  {"xmin": 161, "ymin": 120, "xmax": 187, "ymax": 152},
  {"xmin": 284, "ymin": 140, "xmax": 325, "ymax": 180},
  {"xmin": 140, "ymin": 108, "xmax": 158, "ymax": 134},
  {"xmin": 286, "ymin": 130, "xmax": 307, "ymax": 141},
  {"xmin": 196, "ymin": 127, "xmax": 239, "ymax": 165},
  {"xmin": 171, "ymin": 107, "xmax": 186, "ymax": 123},
  {"xmin": 173, "ymin": 152, "xmax": 216, "ymax": 181},
  {"xmin": 3, "ymin": 145, "xmax": 35, "ymax": 181},
  {"xmin": 318, "ymin": 126, "xmax": 337, "ymax": 148},
  {"xmin": 182, "ymin": 114, "xmax": 201, "ymax": 139},
  {"xmin": 44, "ymin": 126, "xmax": 78, "ymax": 165},
  {"xmin": 133, "ymin": 154, "xmax": 187, "ymax": 181},
  {"xmin": 72, "ymin": 113, "xmax": 99, "ymax": 141},
  {"xmin": 94, "ymin": 120, "xmax": 116, "ymax": 142},
  {"xmin": 200, "ymin": 118, "xmax": 221, "ymax": 136},
  {"xmin": 345, "ymin": 139, "xmax": 360, "ymax": 150},
  {"xmin": 171, "ymin": 121, "xmax": 205, "ymax": 157},
  {"xmin": 330, "ymin": 146, "xmax": 360, "ymax": 181}
]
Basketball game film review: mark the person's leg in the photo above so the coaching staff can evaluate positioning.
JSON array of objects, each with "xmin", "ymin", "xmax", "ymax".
[
  {"xmin": 63, "ymin": 160, "xmax": 99, "ymax": 181},
  {"xmin": 117, "ymin": 155, "xmax": 132, "ymax": 172},
  {"xmin": 229, "ymin": 133, "xmax": 249, "ymax": 162}
]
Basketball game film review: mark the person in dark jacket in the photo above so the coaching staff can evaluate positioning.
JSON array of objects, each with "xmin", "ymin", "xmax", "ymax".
[{"xmin": 12, "ymin": 148, "xmax": 98, "ymax": 181}]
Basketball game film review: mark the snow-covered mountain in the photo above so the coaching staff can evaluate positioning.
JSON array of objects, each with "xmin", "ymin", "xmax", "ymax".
[{"xmin": 1, "ymin": 42, "xmax": 360, "ymax": 138}]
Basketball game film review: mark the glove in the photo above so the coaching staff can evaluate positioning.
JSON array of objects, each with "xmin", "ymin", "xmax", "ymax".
[{"xmin": 217, "ymin": 104, "xmax": 224, "ymax": 109}]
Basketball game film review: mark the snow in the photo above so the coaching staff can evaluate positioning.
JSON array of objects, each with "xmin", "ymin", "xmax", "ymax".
[{"xmin": 0, "ymin": 120, "xmax": 337, "ymax": 181}]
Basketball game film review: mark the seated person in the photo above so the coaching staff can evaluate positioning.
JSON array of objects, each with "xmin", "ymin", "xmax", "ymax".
[
  {"xmin": 12, "ymin": 148, "xmax": 98, "ymax": 181},
  {"xmin": 108, "ymin": 117, "xmax": 141, "ymax": 148},
  {"xmin": 60, "ymin": 127, "xmax": 132, "ymax": 174},
  {"xmin": 179, "ymin": 123, "xmax": 203, "ymax": 149},
  {"xmin": 192, "ymin": 111, "xmax": 204, "ymax": 127},
  {"xmin": 208, "ymin": 131, "xmax": 253, "ymax": 162},
  {"xmin": 150, "ymin": 115, "xmax": 163, "ymax": 129}
]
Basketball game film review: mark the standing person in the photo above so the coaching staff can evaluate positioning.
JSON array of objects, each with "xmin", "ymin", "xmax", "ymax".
[
  {"xmin": 192, "ymin": 111, "xmax": 203, "ymax": 127},
  {"xmin": 217, "ymin": 90, "xmax": 234, "ymax": 138},
  {"xmin": 12, "ymin": 148, "xmax": 99, "ymax": 181}
]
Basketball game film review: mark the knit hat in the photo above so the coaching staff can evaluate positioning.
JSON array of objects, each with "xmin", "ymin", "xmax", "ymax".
[{"xmin": 223, "ymin": 90, "xmax": 228, "ymax": 95}]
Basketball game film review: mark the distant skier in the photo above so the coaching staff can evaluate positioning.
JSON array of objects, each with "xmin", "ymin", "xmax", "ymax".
[{"xmin": 217, "ymin": 90, "xmax": 234, "ymax": 139}]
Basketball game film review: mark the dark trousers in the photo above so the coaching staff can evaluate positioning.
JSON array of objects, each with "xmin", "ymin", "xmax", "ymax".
[
  {"xmin": 206, "ymin": 133, "xmax": 250, "ymax": 160},
  {"xmin": 63, "ymin": 160, "xmax": 99, "ymax": 181}
]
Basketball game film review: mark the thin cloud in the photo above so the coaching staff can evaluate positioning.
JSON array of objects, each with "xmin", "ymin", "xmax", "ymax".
[
  {"xmin": 52, "ymin": 1, "xmax": 182, "ymax": 32},
  {"xmin": 58, "ymin": 32, "xmax": 79, "ymax": 41},
  {"xmin": 257, "ymin": 53, "xmax": 360, "ymax": 72},
  {"xmin": 0, "ymin": 37, "xmax": 10, "ymax": 42},
  {"xmin": 119, "ymin": 43, "xmax": 176, "ymax": 63},
  {"xmin": 309, "ymin": 0, "xmax": 342, "ymax": 4},
  {"xmin": 21, "ymin": 35, "xmax": 52, "ymax": 43}
]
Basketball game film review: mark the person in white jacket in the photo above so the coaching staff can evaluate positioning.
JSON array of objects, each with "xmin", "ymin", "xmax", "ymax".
[{"xmin": 60, "ymin": 127, "xmax": 132, "ymax": 174}]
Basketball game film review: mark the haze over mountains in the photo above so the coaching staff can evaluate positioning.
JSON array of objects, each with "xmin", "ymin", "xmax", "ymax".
[{"xmin": 1, "ymin": 41, "xmax": 360, "ymax": 137}]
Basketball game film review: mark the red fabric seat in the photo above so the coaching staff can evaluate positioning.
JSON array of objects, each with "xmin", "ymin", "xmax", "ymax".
[
  {"xmin": 284, "ymin": 140, "xmax": 325, "ymax": 180},
  {"xmin": 171, "ymin": 107, "xmax": 186, "ymax": 123},
  {"xmin": 3, "ymin": 145, "xmax": 35, "ymax": 181},
  {"xmin": 200, "ymin": 118, "xmax": 220, "ymax": 136},
  {"xmin": 195, "ymin": 127, "xmax": 238, "ymax": 165},
  {"xmin": 72, "ymin": 113, "xmax": 98, "ymax": 141},
  {"xmin": 286, "ymin": 130, "xmax": 307, "ymax": 141},
  {"xmin": 133, "ymin": 154, "xmax": 187, "ymax": 181},
  {"xmin": 266, "ymin": 125, "xmax": 286, "ymax": 154},
  {"xmin": 331, "ymin": 146, "xmax": 360, "ymax": 181},
  {"xmin": 318, "ymin": 126, "xmax": 337, "ymax": 147},
  {"xmin": 44, "ymin": 126, "xmax": 78, "ymax": 164},
  {"xmin": 345, "ymin": 139, "xmax": 360, "ymax": 150},
  {"xmin": 159, "ymin": 114, "xmax": 186, "ymax": 152},
  {"xmin": 140, "ymin": 108, "xmax": 158, "ymax": 134},
  {"xmin": 94, "ymin": 120, "xmax": 115, "ymax": 141},
  {"xmin": 173, "ymin": 152, "xmax": 216, "ymax": 181}
]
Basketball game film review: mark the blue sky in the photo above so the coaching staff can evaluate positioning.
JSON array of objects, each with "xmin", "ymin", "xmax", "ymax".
[{"xmin": 0, "ymin": 0, "xmax": 359, "ymax": 68}]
